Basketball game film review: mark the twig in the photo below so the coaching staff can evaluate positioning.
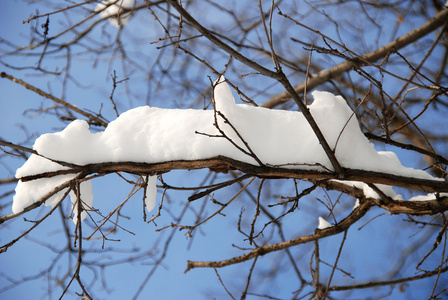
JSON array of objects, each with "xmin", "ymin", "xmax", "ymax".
[
  {"xmin": 416, "ymin": 216, "xmax": 448, "ymax": 270},
  {"xmin": 188, "ymin": 174, "xmax": 252, "ymax": 201},
  {"xmin": 249, "ymin": 179, "xmax": 264, "ymax": 245},
  {"xmin": 22, "ymin": 0, "xmax": 96, "ymax": 23},
  {"xmin": 215, "ymin": 111, "xmax": 265, "ymax": 167},
  {"xmin": 185, "ymin": 199, "xmax": 373, "ymax": 272},
  {"xmin": 241, "ymin": 256, "xmax": 258, "ymax": 299},
  {"xmin": 0, "ymin": 182, "xmax": 73, "ymax": 253},
  {"xmin": 214, "ymin": 268, "xmax": 237, "ymax": 300},
  {"xmin": 324, "ymin": 230, "xmax": 348, "ymax": 298},
  {"xmin": 263, "ymin": 8, "xmax": 448, "ymax": 108},
  {"xmin": 363, "ymin": 133, "xmax": 448, "ymax": 165},
  {"xmin": 109, "ymin": 70, "xmax": 128, "ymax": 117},
  {"xmin": 329, "ymin": 266, "xmax": 448, "ymax": 291},
  {"xmin": 0, "ymin": 72, "xmax": 108, "ymax": 127}
]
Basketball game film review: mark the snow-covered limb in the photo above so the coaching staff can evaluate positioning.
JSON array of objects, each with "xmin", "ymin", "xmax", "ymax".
[
  {"xmin": 4, "ymin": 158, "xmax": 447, "ymax": 226},
  {"xmin": 10, "ymin": 78, "xmax": 447, "ymax": 220}
]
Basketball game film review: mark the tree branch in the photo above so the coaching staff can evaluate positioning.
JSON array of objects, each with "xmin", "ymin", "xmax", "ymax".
[
  {"xmin": 15, "ymin": 157, "xmax": 448, "ymax": 193},
  {"xmin": 0, "ymin": 72, "xmax": 108, "ymax": 127},
  {"xmin": 185, "ymin": 199, "xmax": 373, "ymax": 272},
  {"xmin": 262, "ymin": 8, "xmax": 448, "ymax": 108}
]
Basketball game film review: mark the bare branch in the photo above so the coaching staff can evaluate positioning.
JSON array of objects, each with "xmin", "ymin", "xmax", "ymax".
[
  {"xmin": 1, "ymin": 72, "xmax": 108, "ymax": 127},
  {"xmin": 263, "ymin": 8, "xmax": 448, "ymax": 108}
]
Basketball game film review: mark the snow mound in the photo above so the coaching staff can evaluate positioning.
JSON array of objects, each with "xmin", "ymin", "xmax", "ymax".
[{"xmin": 12, "ymin": 77, "xmax": 437, "ymax": 219}]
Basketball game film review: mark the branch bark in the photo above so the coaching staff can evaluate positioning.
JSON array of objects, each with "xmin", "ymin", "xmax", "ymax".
[
  {"xmin": 16, "ymin": 157, "xmax": 448, "ymax": 193},
  {"xmin": 4, "ymin": 155, "xmax": 447, "ymax": 225}
]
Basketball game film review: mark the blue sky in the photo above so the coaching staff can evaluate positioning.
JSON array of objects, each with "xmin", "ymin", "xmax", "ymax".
[{"xmin": 1, "ymin": 1, "xmax": 447, "ymax": 299}]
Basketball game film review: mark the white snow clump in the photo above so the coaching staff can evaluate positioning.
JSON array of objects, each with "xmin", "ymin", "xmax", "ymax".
[
  {"xmin": 145, "ymin": 175, "xmax": 158, "ymax": 212},
  {"xmin": 96, "ymin": 0, "xmax": 135, "ymax": 28},
  {"xmin": 317, "ymin": 217, "xmax": 331, "ymax": 230},
  {"xmin": 409, "ymin": 192, "xmax": 448, "ymax": 201},
  {"xmin": 12, "ymin": 76, "xmax": 440, "ymax": 222}
]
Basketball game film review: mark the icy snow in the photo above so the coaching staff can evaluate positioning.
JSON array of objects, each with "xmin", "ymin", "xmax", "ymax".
[
  {"xmin": 409, "ymin": 192, "xmax": 448, "ymax": 201},
  {"xmin": 332, "ymin": 180, "xmax": 404, "ymax": 200},
  {"xmin": 145, "ymin": 176, "xmax": 158, "ymax": 212},
  {"xmin": 353, "ymin": 199, "xmax": 360, "ymax": 210},
  {"xmin": 12, "ymin": 77, "xmax": 439, "ymax": 219},
  {"xmin": 317, "ymin": 217, "xmax": 331, "ymax": 230},
  {"xmin": 96, "ymin": 0, "xmax": 134, "ymax": 28}
]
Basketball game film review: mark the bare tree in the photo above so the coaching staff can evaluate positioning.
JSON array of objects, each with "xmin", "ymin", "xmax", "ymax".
[{"xmin": 1, "ymin": 0, "xmax": 448, "ymax": 299}]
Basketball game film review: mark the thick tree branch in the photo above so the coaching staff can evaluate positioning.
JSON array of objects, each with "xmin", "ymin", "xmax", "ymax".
[
  {"xmin": 16, "ymin": 157, "xmax": 448, "ymax": 192},
  {"xmin": 15, "ymin": 156, "xmax": 448, "ymax": 194},
  {"xmin": 4, "ymin": 156, "xmax": 446, "ymax": 226}
]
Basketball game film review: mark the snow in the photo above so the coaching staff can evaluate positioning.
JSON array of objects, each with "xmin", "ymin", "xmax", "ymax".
[
  {"xmin": 95, "ymin": 0, "xmax": 135, "ymax": 28},
  {"xmin": 11, "ymin": 77, "xmax": 440, "ymax": 219},
  {"xmin": 13, "ymin": 174, "xmax": 77, "ymax": 214},
  {"xmin": 363, "ymin": 184, "xmax": 403, "ymax": 200},
  {"xmin": 145, "ymin": 176, "xmax": 158, "ymax": 212},
  {"xmin": 353, "ymin": 199, "xmax": 360, "ymax": 210},
  {"xmin": 317, "ymin": 216, "xmax": 331, "ymax": 230},
  {"xmin": 332, "ymin": 180, "xmax": 403, "ymax": 200},
  {"xmin": 409, "ymin": 192, "xmax": 448, "ymax": 201}
]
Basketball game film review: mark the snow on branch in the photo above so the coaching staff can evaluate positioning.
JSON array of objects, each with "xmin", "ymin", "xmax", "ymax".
[{"xmin": 9, "ymin": 78, "xmax": 446, "ymax": 222}]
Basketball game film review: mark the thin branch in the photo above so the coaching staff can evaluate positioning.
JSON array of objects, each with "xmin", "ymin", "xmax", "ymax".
[
  {"xmin": 165, "ymin": 0, "xmax": 280, "ymax": 80},
  {"xmin": 263, "ymin": 8, "xmax": 448, "ymax": 108},
  {"xmin": 0, "ymin": 72, "xmax": 108, "ymax": 127},
  {"xmin": 324, "ymin": 230, "xmax": 348, "ymax": 298},
  {"xmin": 0, "ymin": 175, "xmax": 81, "ymax": 225},
  {"xmin": 329, "ymin": 266, "xmax": 448, "ymax": 291},
  {"xmin": 185, "ymin": 199, "xmax": 373, "ymax": 272},
  {"xmin": 188, "ymin": 174, "xmax": 252, "ymax": 201},
  {"xmin": 0, "ymin": 183, "xmax": 73, "ymax": 252},
  {"xmin": 23, "ymin": 0, "xmax": 96, "ymax": 24}
]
